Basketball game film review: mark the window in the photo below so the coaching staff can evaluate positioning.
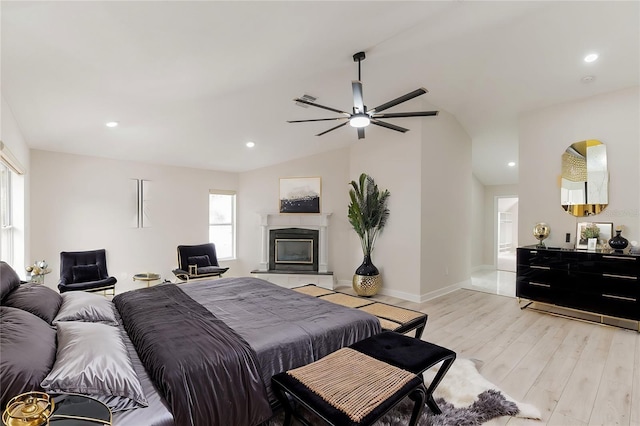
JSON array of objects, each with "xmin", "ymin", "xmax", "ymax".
[
  {"xmin": 0, "ymin": 162, "xmax": 12, "ymax": 264},
  {"xmin": 209, "ymin": 191, "xmax": 236, "ymax": 260}
]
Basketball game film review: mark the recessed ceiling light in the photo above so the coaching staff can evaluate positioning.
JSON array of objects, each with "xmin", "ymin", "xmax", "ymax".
[
  {"xmin": 246, "ymin": 141, "xmax": 255, "ymax": 148},
  {"xmin": 105, "ymin": 121, "xmax": 119, "ymax": 127},
  {"xmin": 508, "ymin": 162, "xmax": 516, "ymax": 167},
  {"xmin": 584, "ymin": 53, "xmax": 598, "ymax": 63}
]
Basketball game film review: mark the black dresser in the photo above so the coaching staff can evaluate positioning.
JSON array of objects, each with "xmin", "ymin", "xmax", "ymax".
[{"xmin": 516, "ymin": 246, "xmax": 640, "ymax": 326}]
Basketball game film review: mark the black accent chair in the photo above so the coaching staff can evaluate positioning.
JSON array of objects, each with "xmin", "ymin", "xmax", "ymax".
[
  {"xmin": 172, "ymin": 243, "xmax": 229, "ymax": 281},
  {"xmin": 58, "ymin": 249, "xmax": 117, "ymax": 294}
]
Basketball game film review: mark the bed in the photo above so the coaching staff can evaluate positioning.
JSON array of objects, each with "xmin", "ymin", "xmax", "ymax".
[{"xmin": 0, "ymin": 262, "xmax": 381, "ymax": 426}]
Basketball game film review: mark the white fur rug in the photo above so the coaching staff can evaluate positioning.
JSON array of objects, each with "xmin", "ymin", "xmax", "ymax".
[{"xmin": 423, "ymin": 358, "xmax": 541, "ymax": 420}]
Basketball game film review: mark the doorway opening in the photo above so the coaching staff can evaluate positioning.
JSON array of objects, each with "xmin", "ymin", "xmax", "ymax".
[{"xmin": 496, "ymin": 196, "xmax": 518, "ymax": 272}]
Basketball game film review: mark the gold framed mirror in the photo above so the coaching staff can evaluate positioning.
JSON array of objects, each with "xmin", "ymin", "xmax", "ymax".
[{"xmin": 561, "ymin": 139, "xmax": 608, "ymax": 216}]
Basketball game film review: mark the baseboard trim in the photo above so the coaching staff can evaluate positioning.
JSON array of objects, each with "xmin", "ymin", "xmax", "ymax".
[
  {"xmin": 471, "ymin": 264, "xmax": 494, "ymax": 273},
  {"xmin": 378, "ymin": 288, "xmax": 422, "ymax": 303},
  {"xmin": 418, "ymin": 280, "xmax": 468, "ymax": 303},
  {"xmin": 336, "ymin": 279, "xmax": 351, "ymax": 289},
  {"xmin": 337, "ymin": 278, "xmax": 468, "ymax": 304}
]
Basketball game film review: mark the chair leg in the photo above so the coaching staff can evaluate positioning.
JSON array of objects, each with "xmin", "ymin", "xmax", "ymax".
[{"xmin": 408, "ymin": 385, "xmax": 426, "ymax": 426}]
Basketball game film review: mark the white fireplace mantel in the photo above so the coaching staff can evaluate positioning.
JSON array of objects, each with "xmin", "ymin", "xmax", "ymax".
[{"xmin": 258, "ymin": 213, "xmax": 332, "ymax": 273}]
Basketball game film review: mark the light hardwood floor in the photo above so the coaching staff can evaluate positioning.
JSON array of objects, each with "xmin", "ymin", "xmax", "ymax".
[{"xmin": 339, "ymin": 287, "xmax": 640, "ymax": 425}]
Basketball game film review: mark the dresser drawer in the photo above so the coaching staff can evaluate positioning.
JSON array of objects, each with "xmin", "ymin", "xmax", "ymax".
[
  {"xmin": 578, "ymin": 293, "xmax": 640, "ymax": 321},
  {"xmin": 517, "ymin": 278, "xmax": 552, "ymax": 303},
  {"xmin": 576, "ymin": 272, "xmax": 639, "ymax": 298},
  {"xmin": 517, "ymin": 248, "xmax": 574, "ymax": 270},
  {"xmin": 574, "ymin": 253, "xmax": 640, "ymax": 276},
  {"xmin": 517, "ymin": 265, "xmax": 570, "ymax": 288}
]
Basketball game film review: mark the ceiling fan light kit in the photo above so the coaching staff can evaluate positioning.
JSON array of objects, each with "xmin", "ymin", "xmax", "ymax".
[
  {"xmin": 349, "ymin": 114, "xmax": 370, "ymax": 128},
  {"xmin": 289, "ymin": 51, "xmax": 439, "ymax": 139}
]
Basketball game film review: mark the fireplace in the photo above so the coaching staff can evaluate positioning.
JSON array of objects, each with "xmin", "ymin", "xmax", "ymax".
[
  {"xmin": 257, "ymin": 213, "xmax": 331, "ymax": 273},
  {"xmin": 269, "ymin": 228, "xmax": 319, "ymax": 272}
]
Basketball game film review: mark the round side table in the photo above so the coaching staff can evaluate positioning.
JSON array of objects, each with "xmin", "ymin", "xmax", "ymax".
[
  {"xmin": 2, "ymin": 392, "xmax": 112, "ymax": 426},
  {"xmin": 133, "ymin": 272, "xmax": 161, "ymax": 287},
  {"xmin": 50, "ymin": 393, "xmax": 112, "ymax": 425}
]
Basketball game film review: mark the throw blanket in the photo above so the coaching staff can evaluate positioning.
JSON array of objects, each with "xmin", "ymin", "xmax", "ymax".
[{"xmin": 114, "ymin": 284, "xmax": 272, "ymax": 426}]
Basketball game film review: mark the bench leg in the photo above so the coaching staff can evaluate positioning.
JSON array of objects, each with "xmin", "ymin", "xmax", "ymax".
[
  {"xmin": 424, "ymin": 354, "xmax": 456, "ymax": 414},
  {"xmin": 272, "ymin": 385, "xmax": 293, "ymax": 426},
  {"xmin": 408, "ymin": 385, "xmax": 427, "ymax": 426},
  {"xmin": 414, "ymin": 322, "xmax": 426, "ymax": 339}
]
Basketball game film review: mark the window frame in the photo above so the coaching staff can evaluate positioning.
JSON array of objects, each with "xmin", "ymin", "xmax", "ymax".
[
  {"xmin": 0, "ymin": 162, "xmax": 13, "ymax": 264},
  {"xmin": 208, "ymin": 190, "xmax": 236, "ymax": 261}
]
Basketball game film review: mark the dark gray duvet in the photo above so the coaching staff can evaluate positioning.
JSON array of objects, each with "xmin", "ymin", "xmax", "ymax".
[{"xmin": 113, "ymin": 277, "xmax": 381, "ymax": 426}]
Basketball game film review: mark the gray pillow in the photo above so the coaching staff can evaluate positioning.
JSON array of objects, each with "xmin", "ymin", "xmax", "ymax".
[
  {"xmin": 53, "ymin": 291, "xmax": 118, "ymax": 326},
  {"xmin": 0, "ymin": 261, "xmax": 21, "ymax": 301},
  {"xmin": 3, "ymin": 283, "xmax": 62, "ymax": 324},
  {"xmin": 40, "ymin": 322, "xmax": 148, "ymax": 412},
  {"xmin": 0, "ymin": 306, "xmax": 57, "ymax": 409}
]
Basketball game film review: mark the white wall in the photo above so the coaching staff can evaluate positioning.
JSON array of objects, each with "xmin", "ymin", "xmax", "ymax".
[
  {"xmin": 237, "ymin": 147, "xmax": 352, "ymax": 280},
  {"xmin": 349, "ymin": 123, "xmax": 423, "ymax": 299},
  {"xmin": 27, "ymin": 116, "xmax": 474, "ymax": 302},
  {"xmin": 30, "ymin": 150, "xmax": 238, "ymax": 292},
  {"xmin": 519, "ymin": 87, "xmax": 640, "ymax": 248},
  {"xmin": 420, "ymin": 111, "xmax": 472, "ymax": 299},
  {"xmin": 1, "ymin": 96, "xmax": 30, "ymax": 277}
]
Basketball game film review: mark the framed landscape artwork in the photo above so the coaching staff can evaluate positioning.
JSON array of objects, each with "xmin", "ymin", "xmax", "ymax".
[
  {"xmin": 279, "ymin": 177, "xmax": 321, "ymax": 213},
  {"xmin": 575, "ymin": 222, "xmax": 613, "ymax": 249}
]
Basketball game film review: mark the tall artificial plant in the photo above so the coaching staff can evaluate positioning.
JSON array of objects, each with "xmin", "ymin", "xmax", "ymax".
[{"xmin": 348, "ymin": 173, "xmax": 390, "ymax": 258}]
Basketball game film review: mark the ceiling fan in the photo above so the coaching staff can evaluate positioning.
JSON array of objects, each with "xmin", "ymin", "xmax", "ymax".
[{"xmin": 288, "ymin": 51, "xmax": 439, "ymax": 139}]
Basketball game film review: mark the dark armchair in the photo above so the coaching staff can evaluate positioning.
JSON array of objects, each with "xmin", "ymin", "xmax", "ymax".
[
  {"xmin": 58, "ymin": 249, "xmax": 117, "ymax": 294},
  {"xmin": 172, "ymin": 243, "xmax": 229, "ymax": 281}
]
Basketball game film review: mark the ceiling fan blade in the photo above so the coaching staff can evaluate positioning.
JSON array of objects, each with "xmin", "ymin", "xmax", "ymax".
[
  {"xmin": 357, "ymin": 127, "xmax": 365, "ymax": 139},
  {"xmin": 287, "ymin": 118, "xmax": 348, "ymax": 123},
  {"xmin": 370, "ymin": 88, "xmax": 428, "ymax": 114},
  {"xmin": 352, "ymin": 81, "xmax": 364, "ymax": 113},
  {"xmin": 370, "ymin": 119, "xmax": 409, "ymax": 133},
  {"xmin": 372, "ymin": 111, "xmax": 439, "ymax": 119},
  {"xmin": 316, "ymin": 122, "xmax": 348, "ymax": 136},
  {"xmin": 293, "ymin": 98, "xmax": 350, "ymax": 116}
]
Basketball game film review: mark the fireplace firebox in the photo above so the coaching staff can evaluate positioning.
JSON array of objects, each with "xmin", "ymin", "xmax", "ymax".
[{"xmin": 269, "ymin": 228, "xmax": 319, "ymax": 272}]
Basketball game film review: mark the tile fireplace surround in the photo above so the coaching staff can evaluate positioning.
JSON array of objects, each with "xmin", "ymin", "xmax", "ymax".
[{"xmin": 257, "ymin": 213, "xmax": 332, "ymax": 273}]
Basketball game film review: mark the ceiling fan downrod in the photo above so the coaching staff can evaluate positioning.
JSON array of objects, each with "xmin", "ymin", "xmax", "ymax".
[{"xmin": 353, "ymin": 51, "xmax": 365, "ymax": 81}]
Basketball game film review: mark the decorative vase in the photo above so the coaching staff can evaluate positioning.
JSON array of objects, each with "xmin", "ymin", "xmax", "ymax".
[
  {"xmin": 608, "ymin": 230, "xmax": 629, "ymax": 253},
  {"xmin": 533, "ymin": 223, "xmax": 550, "ymax": 248},
  {"xmin": 352, "ymin": 255, "xmax": 381, "ymax": 297}
]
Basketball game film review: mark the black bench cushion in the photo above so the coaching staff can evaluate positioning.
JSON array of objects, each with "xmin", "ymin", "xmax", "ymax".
[{"xmin": 349, "ymin": 331, "xmax": 455, "ymax": 375}]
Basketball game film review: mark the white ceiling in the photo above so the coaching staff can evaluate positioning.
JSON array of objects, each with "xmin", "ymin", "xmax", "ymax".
[{"xmin": 2, "ymin": 1, "xmax": 638, "ymax": 185}]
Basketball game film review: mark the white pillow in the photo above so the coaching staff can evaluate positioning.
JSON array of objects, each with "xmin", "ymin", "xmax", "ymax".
[{"xmin": 53, "ymin": 291, "xmax": 118, "ymax": 326}]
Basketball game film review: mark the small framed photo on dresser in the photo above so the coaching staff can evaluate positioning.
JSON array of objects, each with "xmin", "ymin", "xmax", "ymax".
[{"xmin": 575, "ymin": 222, "xmax": 613, "ymax": 250}]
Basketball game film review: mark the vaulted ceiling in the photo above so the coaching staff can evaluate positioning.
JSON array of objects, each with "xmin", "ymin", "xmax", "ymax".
[{"xmin": 2, "ymin": 1, "xmax": 638, "ymax": 185}]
